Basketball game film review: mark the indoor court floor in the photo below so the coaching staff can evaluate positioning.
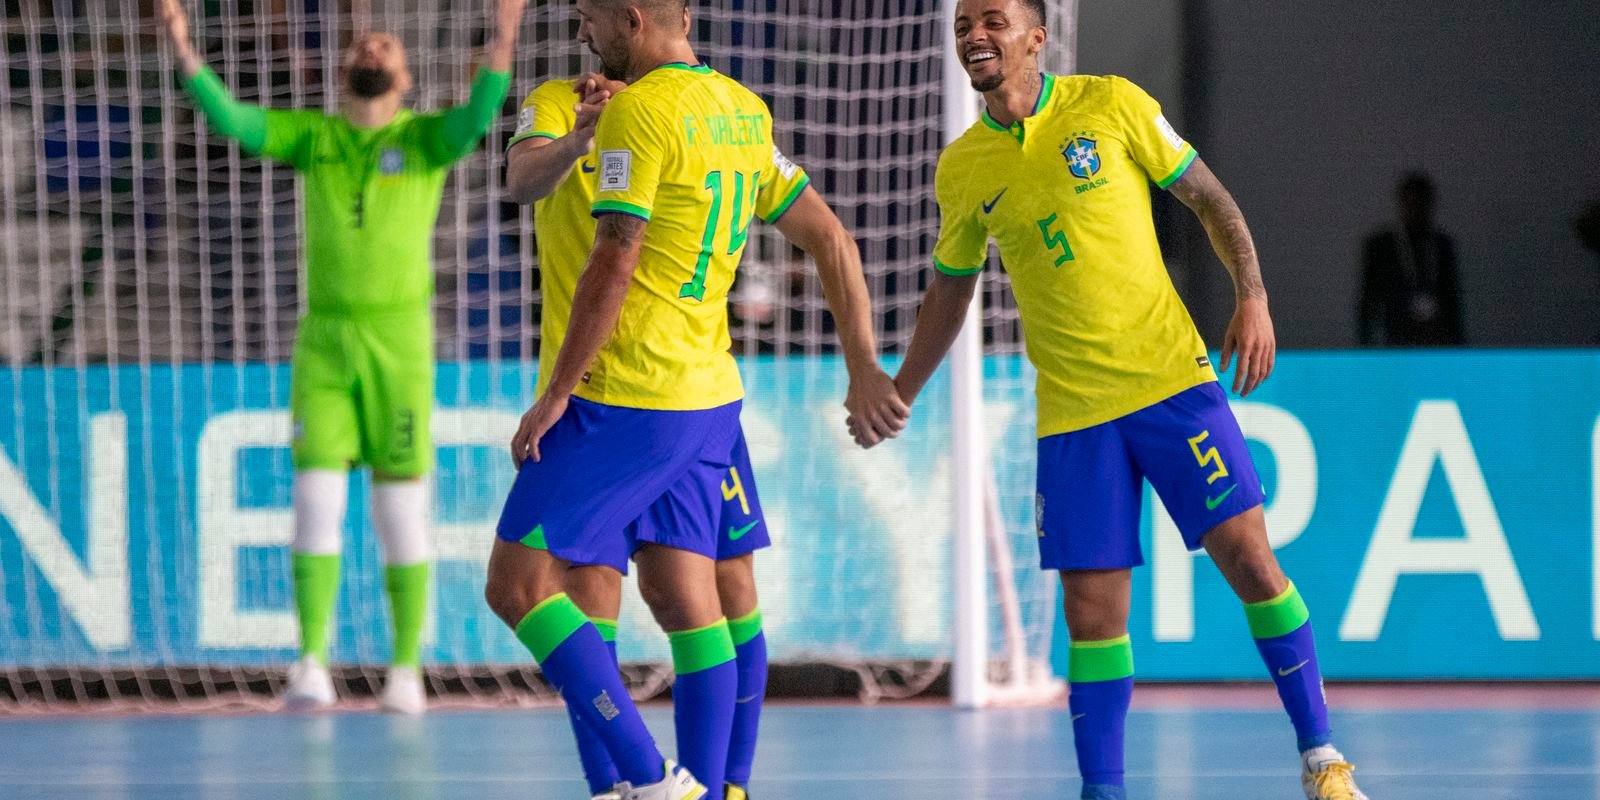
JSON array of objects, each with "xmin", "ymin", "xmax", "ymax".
[{"xmin": 1, "ymin": 686, "xmax": 1596, "ymax": 799}]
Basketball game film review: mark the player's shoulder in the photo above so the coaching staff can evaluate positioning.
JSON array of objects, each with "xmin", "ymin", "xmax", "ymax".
[
  {"xmin": 522, "ymin": 77, "xmax": 577, "ymax": 108},
  {"xmin": 1050, "ymin": 74, "xmax": 1157, "ymax": 115},
  {"xmin": 938, "ymin": 125, "xmax": 993, "ymax": 180}
]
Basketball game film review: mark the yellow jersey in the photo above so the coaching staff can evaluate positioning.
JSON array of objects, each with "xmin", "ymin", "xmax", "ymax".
[
  {"xmin": 932, "ymin": 74, "xmax": 1214, "ymax": 438},
  {"xmin": 509, "ymin": 78, "xmax": 595, "ymax": 397},
  {"xmin": 583, "ymin": 63, "xmax": 810, "ymax": 410}
]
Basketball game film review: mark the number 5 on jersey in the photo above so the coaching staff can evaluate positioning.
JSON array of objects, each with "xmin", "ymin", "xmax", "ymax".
[
  {"xmin": 1037, "ymin": 212, "xmax": 1075, "ymax": 267},
  {"xmin": 683, "ymin": 169, "xmax": 759, "ymax": 301}
]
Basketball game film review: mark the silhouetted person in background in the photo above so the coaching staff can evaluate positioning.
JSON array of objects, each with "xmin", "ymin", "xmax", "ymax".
[
  {"xmin": 1575, "ymin": 199, "xmax": 1600, "ymax": 264},
  {"xmin": 1358, "ymin": 172, "xmax": 1464, "ymax": 346}
]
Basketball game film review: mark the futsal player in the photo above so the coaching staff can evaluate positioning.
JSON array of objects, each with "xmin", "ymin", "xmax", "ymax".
[
  {"xmin": 157, "ymin": 0, "xmax": 525, "ymax": 714},
  {"xmin": 481, "ymin": 0, "xmax": 906, "ymax": 798},
  {"xmin": 874, "ymin": 0, "xmax": 1370, "ymax": 797},
  {"xmin": 503, "ymin": 66, "xmax": 880, "ymax": 799}
]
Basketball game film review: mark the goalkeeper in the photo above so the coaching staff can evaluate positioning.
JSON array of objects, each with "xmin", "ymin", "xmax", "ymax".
[{"xmin": 157, "ymin": 0, "xmax": 525, "ymax": 714}]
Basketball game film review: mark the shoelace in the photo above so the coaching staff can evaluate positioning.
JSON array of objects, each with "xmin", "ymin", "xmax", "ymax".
[{"xmin": 1311, "ymin": 761, "xmax": 1359, "ymax": 799}]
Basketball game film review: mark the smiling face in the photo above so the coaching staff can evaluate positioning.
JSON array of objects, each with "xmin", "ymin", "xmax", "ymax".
[
  {"xmin": 953, "ymin": 0, "xmax": 1047, "ymax": 93},
  {"xmin": 343, "ymin": 32, "xmax": 412, "ymax": 99}
]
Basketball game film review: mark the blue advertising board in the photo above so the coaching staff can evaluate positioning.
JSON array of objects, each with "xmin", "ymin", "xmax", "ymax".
[{"xmin": 0, "ymin": 352, "xmax": 1594, "ymax": 679}]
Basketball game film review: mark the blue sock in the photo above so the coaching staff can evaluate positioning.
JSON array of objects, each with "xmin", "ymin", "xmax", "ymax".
[
  {"xmin": 670, "ymin": 619, "xmax": 738, "ymax": 800},
  {"xmin": 1069, "ymin": 635, "xmax": 1134, "ymax": 794},
  {"xmin": 566, "ymin": 619, "xmax": 622, "ymax": 794},
  {"xmin": 1245, "ymin": 582, "xmax": 1332, "ymax": 752},
  {"xmin": 516, "ymin": 595, "xmax": 663, "ymax": 786},
  {"xmin": 725, "ymin": 610, "xmax": 767, "ymax": 788}
]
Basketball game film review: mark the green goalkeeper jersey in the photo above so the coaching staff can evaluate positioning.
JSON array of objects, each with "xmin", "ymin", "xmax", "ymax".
[{"xmin": 182, "ymin": 67, "xmax": 510, "ymax": 317}]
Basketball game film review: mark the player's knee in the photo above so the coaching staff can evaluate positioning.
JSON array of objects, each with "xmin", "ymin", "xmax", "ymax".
[
  {"xmin": 715, "ymin": 555, "xmax": 759, "ymax": 618},
  {"xmin": 564, "ymin": 566, "xmax": 623, "ymax": 616},
  {"xmin": 483, "ymin": 576, "xmax": 536, "ymax": 629}
]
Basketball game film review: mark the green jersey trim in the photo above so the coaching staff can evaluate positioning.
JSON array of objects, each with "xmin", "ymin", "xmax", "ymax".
[
  {"xmin": 933, "ymin": 256, "xmax": 984, "ymax": 277},
  {"xmin": 979, "ymin": 74, "xmax": 1055, "ymax": 141},
  {"xmin": 655, "ymin": 62, "xmax": 714, "ymax": 74},
  {"xmin": 592, "ymin": 199, "xmax": 653, "ymax": 221},
  {"xmin": 1157, "ymin": 147, "xmax": 1198, "ymax": 189},
  {"xmin": 759, "ymin": 175, "xmax": 811, "ymax": 224},
  {"xmin": 506, "ymin": 130, "xmax": 560, "ymax": 149},
  {"xmin": 1033, "ymin": 73, "xmax": 1056, "ymax": 115}
]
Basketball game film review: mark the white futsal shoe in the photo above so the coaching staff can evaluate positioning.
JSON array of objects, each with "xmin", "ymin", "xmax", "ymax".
[
  {"xmin": 614, "ymin": 760, "xmax": 706, "ymax": 800},
  {"xmin": 1302, "ymin": 745, "xmax": 1370, "ymax": 799},
  {"xmin": 282, "ymin": 655, "xmax": 335, "ymax": 711},
  {"xmin": 379, "ymin": 664, "xmax": 427, "ymax": 715},
  {"xmin": 591, "ymin": 793, "xmax": 623, "ymax": 800}
]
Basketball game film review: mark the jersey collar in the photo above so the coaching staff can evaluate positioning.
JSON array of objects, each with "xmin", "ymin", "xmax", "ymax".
[
  {"xmin": 980, "ymin": 73, "xmax": 1056, "ymax": 143},
  {"xmin": 653, "ymin": 62, "xmax": 714, "ymax": 74}
]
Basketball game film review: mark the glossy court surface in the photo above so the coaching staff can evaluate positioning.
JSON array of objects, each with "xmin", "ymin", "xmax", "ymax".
[{"xmin": 1, "ymin": 686, "xmax": 1595, "ymax": 799}]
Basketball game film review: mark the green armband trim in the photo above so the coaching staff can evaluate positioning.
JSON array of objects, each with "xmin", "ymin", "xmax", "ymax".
[
  {"xmin": 933, "ymin": 256, "xmax": 984, "ymax": 277},
  {"xmin": 1068, "ymin": 634, "xmax": 1134, "ymax": 683},
  {"xmin": 1157, "ymin": 147, "xmax": 1198, "ymax": 189},
  {"xmin": 1244, "ymin": 582, "xmax": 1311, "ymax": 640},
  {"xmin": 592, "ymin": 200, "xmax": 652, "ymax": 221},
  {"xmin": 506, "ymin": 130, "xmax": 561, "ymax": 149},
  {"xmin": 759, "ymin": 175, "xmax": 810, "ymax": 224}
]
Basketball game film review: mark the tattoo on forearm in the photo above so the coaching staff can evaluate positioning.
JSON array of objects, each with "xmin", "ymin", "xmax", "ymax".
[
  {"xmin": 596, "ymin": 214, "xmax": 644, "ymax": 248},
  {"xmin": 1172, "ymin": 165, "xmax": 1266, "ymax": 301},
  {"xmin": 1210, "ymin": 197, "xmax": 1265, "ymax": 301}
]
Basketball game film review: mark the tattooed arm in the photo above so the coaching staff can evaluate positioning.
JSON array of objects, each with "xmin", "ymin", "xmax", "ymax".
[
  {"xmin": 509, "ymin": 213, "xmax": 643, "ymax": 464},
  {"xmin": 1169, "ymin": 157, "xmax": 1276, "ymax": 395}
]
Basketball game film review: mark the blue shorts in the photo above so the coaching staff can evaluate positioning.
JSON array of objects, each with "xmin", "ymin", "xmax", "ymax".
[
  {"xmin": 628, "ymin": 429, "xmax": 770, "ymax": 566},
  {"xmin": 1035, "ymin": 382, "xmax": 1265, "ymax": 570},
  {"xmin": 494, "ymin": 397, "xmax": 768, "ymax": 572}
]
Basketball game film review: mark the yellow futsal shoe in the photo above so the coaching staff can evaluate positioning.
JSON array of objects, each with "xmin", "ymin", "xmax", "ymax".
[
  {"xmin": 724, "ymin": 784, "xmax": 748, "ymax": 800},
  {"xmin": 1301, "ymin": 746, "xmax": 1370, "ymax": 800}
]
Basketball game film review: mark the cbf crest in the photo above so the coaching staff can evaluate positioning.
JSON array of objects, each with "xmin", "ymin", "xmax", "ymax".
[
  {"xmin": 1062, "ymin": 136, "xmax": 1100, "ymax": 180},
  {"xmin": 379, "ymin": 148, "xmax": 405, "ymax": 176}
]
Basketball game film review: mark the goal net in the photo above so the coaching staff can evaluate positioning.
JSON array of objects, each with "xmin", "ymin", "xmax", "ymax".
[{"xmin": 0, "ymin": 0, "xmax": 1073, "ymax": 710}]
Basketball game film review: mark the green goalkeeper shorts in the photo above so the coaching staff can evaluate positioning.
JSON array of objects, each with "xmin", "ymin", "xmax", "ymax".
[{"xmin": 290, "ymin": 311, "xmax": 434, "ymax": 477}]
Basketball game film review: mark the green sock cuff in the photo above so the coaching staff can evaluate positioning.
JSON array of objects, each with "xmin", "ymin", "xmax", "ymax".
[
  {"xmin": 383, "ymin": 561, "xmax": 429, "ymax": 589},
  {"xmin": 383, "ymin": 562, "xmax": 429, "ymax": 668},
  {"xmin": 1068, "ymin": 634, "xmax": 1134, "ymax": 683},
  {"xmin": 727, "ymin": 608, "xmax": 763, "ymax": 647},
  {"xmin": 668, "ymin": 619, "xmax": 736, "ymax": 675},
  {"xmin": 1244, "ymin": 582, "xmax": 1311, "ymax": 640},
  {"xmin": 292, "ymin": 553, "xmax": 341, "ymax": 663},
  {"xmin": 590, "ymin": 617, "xmax": 618, "ymax": 643},
  {"xmin": 514, "ymin": 593, "xmax": 589, "ymax": 663}
]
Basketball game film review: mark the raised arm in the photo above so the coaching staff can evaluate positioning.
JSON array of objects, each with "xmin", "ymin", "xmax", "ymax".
[
  {"xmin": 774, "ymin": 187, "xmax": 908, "ymax": 447},
  {"xmin": 1167, "ymin": 156, "xmax": 1276, "ymax": 396},
  {"xmin": 505, "ymin": 76, "xmax": 620, "ymax": 204},
  {"xmin": 157, "ymin": 0, "xmax": 267, "ymax": 152},
  {"xmin": 420, "ymin": 0, "xmax": 526, "ymax": 165},
  {"xmin": 508, "ymin": 214, "xmax": 643, "ymax": 465}
]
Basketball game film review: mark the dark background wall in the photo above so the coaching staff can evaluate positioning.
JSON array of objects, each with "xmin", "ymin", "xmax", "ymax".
[{"xmin": 1079, "ymin": 1, "xmax": 1600, "ymax": 348}]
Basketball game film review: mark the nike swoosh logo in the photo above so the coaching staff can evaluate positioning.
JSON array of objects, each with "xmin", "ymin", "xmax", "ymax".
[
  {"xmin": 1205, "ymin": 484, "xmax": 1238, "ymax": 511},
  {"xmin": 1070, "ymin": 713, "xmax": 1086, "ymax": 721},
  {"xmin": 982, "ymin": 188, "xmax": 1007, "ymax": 214},
  {"xmin": 736, "ymin": 694, "xmax": 761, "ymax": 704},
  {"xmin": 580, "ymin": 159, "xmax": 596, "ymax": 173},
  {"xmin": 727, "ymin": 521, "xmax": 760, "ymax": 540},
  {"xmin": 1278, "ymin": 660, "xmax": 1310, "ymax": 677}
]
